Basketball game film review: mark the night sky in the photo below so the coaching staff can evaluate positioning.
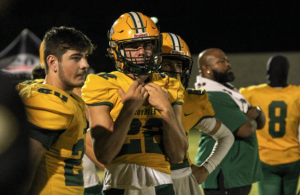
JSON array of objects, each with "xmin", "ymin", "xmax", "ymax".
[{"xmin": 0, "ymin": 0, "xmax": 298, "ymax": 73}]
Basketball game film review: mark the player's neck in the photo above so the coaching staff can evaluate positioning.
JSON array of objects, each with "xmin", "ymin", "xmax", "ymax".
[
  {"xmin": 44, "ymin": 75, "xmax": 73, "ymax": 95},
  {"xmin": 267, "ymin": 80, "xmax": 288, "ymax": 88}
]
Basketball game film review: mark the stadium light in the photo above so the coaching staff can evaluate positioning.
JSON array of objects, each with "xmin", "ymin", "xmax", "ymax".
[{"xmin": 150, "ymin": 17, "xmax": 158, "ymax": 24}]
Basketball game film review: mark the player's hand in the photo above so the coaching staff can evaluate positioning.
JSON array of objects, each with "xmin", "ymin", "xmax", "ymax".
[
  {"xmin": 191, "ymin": 164, "xmax": 209, "ymax": 184},
  {"xmin": 162, "ymin": 88, "xmax": 169, "ymax": 99},
  {"xmin": 118, "ymin": 80, "xmax": 148, "ymax": 110},
  {"xmin": 246, "ymin": 106, "xmax": 260, "ymax": 119},
  {"xmin": 144, "ymin": 83, "xmax": 171, "ymax": 112}
]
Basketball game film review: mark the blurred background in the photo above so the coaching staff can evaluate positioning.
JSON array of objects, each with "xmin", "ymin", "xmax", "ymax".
[
  {"xmin": 1, "ymin": 1, "xmax": 300, "ymax": 194},
  {"xmin": 0, "ymin": 0, "xmax": 299, "ymax": 88}
]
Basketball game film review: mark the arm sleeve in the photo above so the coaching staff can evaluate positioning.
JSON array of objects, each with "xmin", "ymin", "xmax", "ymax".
[{"xmin": 199, "ymin": 121, "xmax": 234, "ymax": 173}]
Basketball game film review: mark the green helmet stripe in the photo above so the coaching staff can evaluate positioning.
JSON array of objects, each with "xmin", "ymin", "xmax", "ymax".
[
  {"xmin": 135, "ymin": 12, "xmax": 145, "ymax": 33},
  {"xmin": 128, "ymin": 12, "xmax": 145, "ymax": 34},
  {"xmin": 128, "ymin": 12, "xmax": 139, "ymax": 33},
  {"xmin": 168, "ymin": 33, "xmax": 176, "ymax": 50},
  {"xmin": 176, "ymin": 34, "xmax": 182, "ymax": 51},
  {"xmin": 168, "ymin": 33, "xmax": 182, "ymax": 51}
]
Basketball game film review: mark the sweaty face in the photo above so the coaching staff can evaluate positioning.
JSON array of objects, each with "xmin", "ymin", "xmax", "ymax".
[
  {"xmin": 161, "ymin": 58, "xmax": 183, "ymax": 73},
  {"xmin": 208, "ymin": 51, "xmax": 235, "ymax": 83},
  {"xmin": 58, "ymin": 50, "xmax": 89, "ymax": 89},
  {"xmin": 123, "ymin": 41, "xmax": 154, "ymax": 64}
]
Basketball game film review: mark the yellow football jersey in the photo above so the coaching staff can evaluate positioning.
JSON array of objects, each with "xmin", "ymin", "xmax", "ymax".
[
  {"xmin": 16, "ymin": 79, "xmax": 45, "ymax": 91},
  {"xmin": 171, "ymin": 88, "xmax": 215, "ymax": 170},
  {"xmin": 240, "ymin": 84, "xmax": 300, "ymax": 165},
  {"xmin": 17, "ymin": 81, "xmax": 87, "ymax": 195},
  {"xmin": 82, "ymin": 71, "xmax": 184, "ymax": 174}
]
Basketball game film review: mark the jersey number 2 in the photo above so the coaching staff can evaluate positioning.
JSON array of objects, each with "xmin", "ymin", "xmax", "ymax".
[
  {"xmin": 268, "ymin": 101, "xmax": 287, "ymax": 138},
  {"xmin": 64, "ymin": 138, "xmax": 84, "ymax": 186},
  {"xmin": 117, "ymin": 118, "xmax": 163, "ymax": 156}
]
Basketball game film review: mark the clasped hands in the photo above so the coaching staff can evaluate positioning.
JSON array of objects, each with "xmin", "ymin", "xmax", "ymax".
[{"xmin": 118, "ymin": 80, "xmax": 170, "ymax": 112}]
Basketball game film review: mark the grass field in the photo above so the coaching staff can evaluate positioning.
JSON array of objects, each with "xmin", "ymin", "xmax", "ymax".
[{"xmin": 97, "ymin": 128, "xmax": 300, "ymax": 195}]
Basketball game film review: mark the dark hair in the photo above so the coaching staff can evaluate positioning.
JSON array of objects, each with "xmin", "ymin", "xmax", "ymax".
[
  {"xmin": 31, "ymin": 64, "xmax": 46, "ymax": 80},
  {"xmin": 43, "ymin": 26, "xmax": 95, "ymax": 73}
]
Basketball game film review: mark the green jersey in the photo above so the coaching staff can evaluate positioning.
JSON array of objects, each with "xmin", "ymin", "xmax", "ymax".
[{"xmin": 196, "ymin": 91, "xmax": 263, "ymax": 189}]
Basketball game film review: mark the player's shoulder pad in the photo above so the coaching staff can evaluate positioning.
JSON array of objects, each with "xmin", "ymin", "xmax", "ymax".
[
  {"xmin": 16, "ymin": 79, "xmax": 44, "ymax": 92},
  {"xmin": 239, "ymin": 84, "xmax": 267, "ymax": 93},
  {"xmin": 184, "ymin": 88, "xmax": 209, "ymax": 104},
  {"xmin": 186, "ymin": 88, "xmax": 206, "ymax": 95},
  {"xmin": 288, "ymin": 85, "xmax": 300, "ymax": 94},
  {"xmin": 20, "ymin": 84, "xmax": 75, "ymax": 116},
  {"xmin": 239, "ymin": 84, "xmax": 264, "ymax": 98},
  {"xmin": 85, "ymin": 72, "xmax": 119, "ymax": 87},
  {"xmin": 82, "ymin": 72, "xmax": 125, "ymax": 106}
]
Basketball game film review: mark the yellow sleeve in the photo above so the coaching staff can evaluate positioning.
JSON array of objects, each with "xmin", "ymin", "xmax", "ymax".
[
  {"xmin": 191, "ymin": 89, "xmax": 215, "ymax": 118},
  {"xmin": 20, "ymin": 87, "xmax": 73, "ymax": 130},
  {"xmin": 16, "ymin": 79, "xmax": 44, "ymax": 92},
  {"xmin": 82, "ymin": 73, "xmax": 120, "ymax": 109},
  {"xmin": 182, "ymin": 89, "xmax": 215, "ymax": 132}
]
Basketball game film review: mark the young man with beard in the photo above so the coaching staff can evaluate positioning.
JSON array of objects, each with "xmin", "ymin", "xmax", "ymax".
[
  {"xmin": 17, "ymin": 26, "xmax": 94, "ymax": 195},
  {"xmin": 240, "ymin": 55, "xmax": 300, "ymax": 195},
  {"xmin": 194, "ymin": 48, "xmax": 266, "ymax": 195},
  {"xmin": 160, "ymin": 33, "xmax": 234, "ymax": 195},
  {"xmin": 82, "ymin": 12, "xmax": 188, "ymax": 195}
]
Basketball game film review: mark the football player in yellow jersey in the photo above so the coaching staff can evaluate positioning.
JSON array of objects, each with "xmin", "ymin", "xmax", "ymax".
[
  {"xmin": 82, "ymin": 12, "xmax": 188, "ymax": 195},
  {"xmin": 240, "ymin": 55, "xmax": 300, "ymax": 195},
  {"xmin": 17, "ymin": 26, "xmax": 95, "ymax": 195},
  {"xmin": 160, "ymin": 33, "xmax": 234, "ymax": 195}
]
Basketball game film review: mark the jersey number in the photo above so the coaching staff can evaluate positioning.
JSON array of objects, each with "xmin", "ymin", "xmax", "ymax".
[
  {"xmin": 268, "ymin": 101, "xmax": 287, "ymax": 138},
  {"xmin": 116, "ymin": 118, "xmax": 163, "ymax": 156},
  {"xmin": 64, "ymin": 138, "xmax": 84, "ymax": 186},
  {"xmin": 98, "ymin": 73, "xmax": 117, "ymax": 80}
]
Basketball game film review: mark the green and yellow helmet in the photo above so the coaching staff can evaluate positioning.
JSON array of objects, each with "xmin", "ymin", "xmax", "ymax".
[
  {"xmin": 108, "ymin": 12, "xmax": 162, "ymax": 75},
  {"xmin": 161, "ymin": 32, "xmax": 193, "ymax": 88},
  {"xmin": 39, "ymin": 41, "xmax": 45, "ymax": 68}
]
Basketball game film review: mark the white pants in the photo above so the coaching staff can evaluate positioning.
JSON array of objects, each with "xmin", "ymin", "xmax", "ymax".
[
  {"xmin": 171, "ymin": 167, "xmax": 202, "ymax": 195},
  {"xmin": 103, "ymin": 163, "xmax": 173, "ymax": 195}
]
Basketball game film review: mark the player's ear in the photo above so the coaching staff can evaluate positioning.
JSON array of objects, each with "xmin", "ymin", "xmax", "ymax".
[{"xmin": 47, "ymin": 55, "xmax": 58, "ymax": 73}]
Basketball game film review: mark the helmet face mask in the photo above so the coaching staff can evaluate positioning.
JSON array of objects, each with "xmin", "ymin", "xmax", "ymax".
[
  {"xmin": 160, "ymin": 33, "xmax": 193, "ymax": 88},
  {"xmin": 108, "ymin": 12, "xmax": 162, "ymax": 75}
]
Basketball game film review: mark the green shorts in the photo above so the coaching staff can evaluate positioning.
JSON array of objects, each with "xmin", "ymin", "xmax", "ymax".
[
  {"xmin": 84, "ymin": 184, "xmax": 103, "ymax": 195},
  {"xmin": 258, "ymin": 160, "xmax": 300, "ymax": 195}
]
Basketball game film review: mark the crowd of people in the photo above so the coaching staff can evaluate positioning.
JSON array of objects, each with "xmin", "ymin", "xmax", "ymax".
[{"xmin": 0, "ymin": 11, "xmax": 300, "ymax": 195}]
